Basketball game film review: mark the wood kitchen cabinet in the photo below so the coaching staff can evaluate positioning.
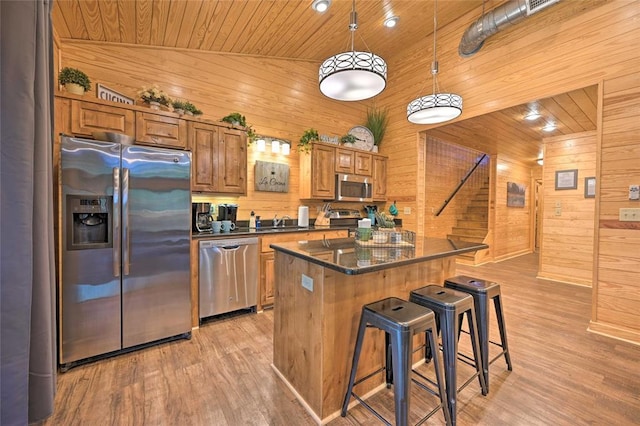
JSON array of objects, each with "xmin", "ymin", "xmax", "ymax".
[
  {"xmin": 354, "ymin": 152, "xmax": 373, "ymax": 176},
  {"xmin": 70, "ymin": 100, "xmax": 135, "ymax": 137},
  {"xmin": 372, "ymin": 154, "xmax": 387, "ymax": 201},
  {"xmin": 188, "ymin": 121, "xmax": 247, "ymax": 194},
  {"xmin": 300, "ymin": 142, "xmax": 336, "ymax": 200},
  {"xmin": 259, "ymin": 229, "xmax": 348, "ymax": 308},
  {"xmin": 135, "ymin": 111, "xmax": 187, "ymax": 149},
  {"xmin": 335, "ymin": 148, "xmax": 372, "ymax": 176}
]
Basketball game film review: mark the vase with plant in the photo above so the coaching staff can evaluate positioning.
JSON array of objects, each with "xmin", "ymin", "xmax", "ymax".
[
  {"xmin": 340, "ymin": 134, "xmax": 357, "ymax": 146},
  {"xmin": 365, "ymin": 105, "xmax": 389, "ymax": 152},
  {"xmin": 298, "ymin": 128, "xmax": 319, "ymax": 153},
  {"xmin": 183, "ymin": 101, "xmax": 202, "ymax": 116},
  {"xmin": 58, "ymin": 67, "xmax": 91, "ymax": 95},
  {"xmin": 221, "ymin": 112, "xmax": 257, "ymax": 143},
  {"xmin": 172, "ymin": 99, "xmax": 187, "ymax": 115},
  {"xmin": 138, "ymin": 85, "xmax": 172, "ymax": 110}
]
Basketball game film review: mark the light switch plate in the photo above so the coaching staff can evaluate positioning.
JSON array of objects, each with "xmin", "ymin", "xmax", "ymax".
[
  {"xmin": 404, "ymin": 207, "xmax": 411, "ymax": 215},
  {"xmin": 629, "ymin": 185, "xmax": 640, "ymax": 200}
]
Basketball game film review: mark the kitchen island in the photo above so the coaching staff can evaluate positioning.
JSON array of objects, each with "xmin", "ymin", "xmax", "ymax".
[{"xmin": 270, "ymin": 237, "xmax": 488, "ymax": 424}]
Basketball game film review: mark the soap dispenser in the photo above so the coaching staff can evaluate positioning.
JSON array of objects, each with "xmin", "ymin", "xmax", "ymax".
[{"xmin": 249, "ymin": 211, "xmax": 256, "ymax": 229}]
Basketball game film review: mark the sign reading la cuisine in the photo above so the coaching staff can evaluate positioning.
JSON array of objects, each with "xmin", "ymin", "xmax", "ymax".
[{"xmin": 254, "ymin": 161, "xmax": 289, "ymax": 193}]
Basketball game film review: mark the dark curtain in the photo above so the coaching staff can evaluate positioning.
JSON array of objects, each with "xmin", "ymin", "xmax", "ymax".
[{"xmin": 1, "ymin": 0, "xmax": 57, "ymax": 424}]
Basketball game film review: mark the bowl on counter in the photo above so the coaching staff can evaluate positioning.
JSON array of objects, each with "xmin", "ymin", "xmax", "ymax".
[
  {"xmin": 92, "ymin": 131, "xmax": 135, "ymax": 145},
  {"xmin": 372, "ymin": 232, "xmax": 388, "ymax": 244}
]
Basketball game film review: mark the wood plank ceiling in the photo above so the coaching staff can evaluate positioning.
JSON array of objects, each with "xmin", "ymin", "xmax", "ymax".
[{"xmin": 52, "ymin": 1, "xmax": 598, "ymax": 164}]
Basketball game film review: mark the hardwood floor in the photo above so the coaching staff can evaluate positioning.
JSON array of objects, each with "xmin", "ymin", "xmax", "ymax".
[{"xmin": 41, "ymin": 254, "xmax": 640, "ymax": 425}]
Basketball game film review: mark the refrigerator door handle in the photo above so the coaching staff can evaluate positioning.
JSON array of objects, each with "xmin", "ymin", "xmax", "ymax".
[
  {"xmin": 113, "ymin": 167, "xmax": 121, "ymax": 277},
  {"xmin": 123, "ymin": 167, "xmax": 130, "ymax": 276}
]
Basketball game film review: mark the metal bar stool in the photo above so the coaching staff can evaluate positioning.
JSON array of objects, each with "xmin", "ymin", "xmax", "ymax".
[
  {"xmin": 444, "ymin": 275, "xmax": 513, "ymax": 392},
  {"xmin": 409, "ymin": 286, "xmax": 487, "ymax": 426},
  {"xmin": 341, "ymin": 297, "xmax": 451, "ymax": 426}
]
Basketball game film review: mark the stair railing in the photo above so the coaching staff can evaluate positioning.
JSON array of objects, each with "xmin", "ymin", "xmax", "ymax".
[{"xmin": 435, "ymin": 153, "xmax": 488, "ymax": 217}]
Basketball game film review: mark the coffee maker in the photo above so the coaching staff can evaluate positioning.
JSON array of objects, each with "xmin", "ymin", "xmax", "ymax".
[
  {"xmin": 192, "ymin": 202, "xmax": 213, "ymax": 232},
  {"xmin": 217, "ymin": 204, "xmax": 238, "ymax": 226}
]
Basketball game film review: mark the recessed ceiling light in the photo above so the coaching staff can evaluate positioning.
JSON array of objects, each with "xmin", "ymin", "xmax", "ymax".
[
  {"xmin": 312, "ymin": 0, "xmax": 331, "ymax": 13},
  {"xmin": 524, "ymin": 111, "xmax": 541, "ymax": 120},
  {"xmin": 542, "ymin": 122, "xmax": 556, "ymax": 132},
  {"xmin": 384, "ymin": 16, "xmax": 399, "ymax": 28}
]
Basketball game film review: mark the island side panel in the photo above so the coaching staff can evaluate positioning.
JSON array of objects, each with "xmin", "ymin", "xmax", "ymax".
[
  {"xmin": 273, "ymin": 251, "xmax": 325, "ymax": 416},
  {"xmin": 320, "ymin": 257, "xmax": 456, "ymax": 419}
]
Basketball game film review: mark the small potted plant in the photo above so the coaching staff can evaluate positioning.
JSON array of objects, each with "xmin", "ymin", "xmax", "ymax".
[
  {"xmin": 298, "ymin": 128, "xmax": 319, "ymax": 153},
  {"xmin": 58, "ymin": 67, "xmax": 91, "ymax": 95},
  {"xmin": 221, "ymin": 113, "xmax": 257, "ymax": 143},
  {"xmin": 138, "ymin": 85, "xmax": 172, "ymax": 110},
  {"xmin": 172, "ymin": 99, "xmax": 187, "ymax": 115},
  {"xmin": 366, "ymin": 104, "xmax": 389, "ymax": 152},
  {"xmin": 340, "ymin": 134, "xmax": 357, "ymax": 146},
  {"xmin": 183, "ymin": 101, "xmax": 202, "ymax": 116}
]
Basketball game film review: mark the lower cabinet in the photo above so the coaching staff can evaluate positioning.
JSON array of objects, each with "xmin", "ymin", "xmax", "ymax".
[{"xmin": 259, "ymin": 229, "xmax": 348, "ymax": 308}]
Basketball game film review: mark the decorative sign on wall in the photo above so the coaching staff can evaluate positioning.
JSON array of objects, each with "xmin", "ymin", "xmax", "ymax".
[
  {"xmin": 255, "ymin": 161, "xmax": 289, "ymax": 193},
  {"xmin": 96, "ymin": 83, "xmax": 134, "ymax": 105},
  {"xmin": 320, "ymin": 134, "xmax": 339, "ymax": 144}
]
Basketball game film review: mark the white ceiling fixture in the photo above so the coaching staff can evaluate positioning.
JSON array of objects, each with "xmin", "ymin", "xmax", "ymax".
[
  {"xmin": 383, "ymin": 16, "xmax": 399, "ymax": 28},
  {"xmin": 318, "ymin": 0, "xmax": 387, "ymax": 101},
  {"xmin": 407, "ymin": 0, "xmax": 462, "ymax": 124},
  {"xmin": 312, "ymin": 0, "xmax": 331, "ymax": 13},
  {"xmin": 542, "ymin": 122, "xmax": 556, "ymax": 132},
  {"xmin": 524, "ymin": 111, "xmax": 541, "ymax": 120}
]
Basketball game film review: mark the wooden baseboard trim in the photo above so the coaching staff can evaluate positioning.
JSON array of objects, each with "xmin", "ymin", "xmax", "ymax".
[
  {"xmin": 588, "ymin": 321, "xmax": 640, "ymax": 347},
  {"xmin": 536, "ymin": 272, "xmax": 591, "ymax": 287},
  {"xmin": 271, "ymin": 363, "xmax": 324, "ymax": 425}
]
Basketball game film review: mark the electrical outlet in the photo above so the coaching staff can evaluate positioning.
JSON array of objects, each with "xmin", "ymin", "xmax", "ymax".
[
  {"xmin": 301, "ymin": 274, "xmax": 313, "ymax": 292},
  {"xmin": 404, "ymin": 207, "xmax": 411, "ymax": 215},
  {"xmin": 619, "ymin": 208, "xmax": 640, "ymax": 222},
  {"xmin": 555, "ymin": 207, "xmax": 562, "ymax": 216}
]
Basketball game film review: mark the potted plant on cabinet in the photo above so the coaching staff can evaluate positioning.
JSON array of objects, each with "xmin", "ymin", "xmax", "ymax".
[
  {"xmin": 58, "ymin": 67, "xmax": 91, "ymax": 95},
  {"xmin": 183, "ymin": 101, "xmax": 202, "ymax": 116},
  {"xmin": 138, "ymin": 85, "xmax": 172, "ymax": 110},
  {"xmin": 298, "ymin": 128, "xmax": 319, "ymax": 153},
  {"xmin": 365, "ymin": 105, "xmax": 389, "ymax": 152},
  {"xmin": 171, "ymin": 99, "xmax": 187, "ymax": 115},
  {"xmin": 221, "ymin": 112, "xmax": 257, "ymax": 143},
  {"xmin": 340, "ymin": 133, "xmax": 357, "ymax": 147}
]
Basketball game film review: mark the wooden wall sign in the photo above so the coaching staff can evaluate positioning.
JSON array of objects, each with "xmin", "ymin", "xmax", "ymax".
[
  {"xmin": 255, "ymin": 161, "xmax": 289, "ymax": 193},
  {"xmin": 96, "ymin": 83, "xmax": 134, "ymax": 105}
]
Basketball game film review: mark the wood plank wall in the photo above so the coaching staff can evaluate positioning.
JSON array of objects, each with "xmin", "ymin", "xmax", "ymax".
[
  {"xmin": 539, "ymin": 132, "xmax": 597, "ymax": 286},
  {"xmin": 589, "ymin": 71, "xmax": 640, "ymax": 344},
  {"xmin": 57, "ymin": 42, "xmax": 369, "ymax": 221},
  {"xmin": 493, "ymin": 155, "xmax": 534, "ymax": 261}
]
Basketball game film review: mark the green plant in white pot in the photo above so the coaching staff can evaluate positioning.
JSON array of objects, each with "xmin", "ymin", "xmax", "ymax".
[
  {"xmin": 366, "ymin": 105, "xmax": 389, "ymax": 152},
  {"xmin": 58, "ymin": 67, "xmax": 91, "ymax": 95}
]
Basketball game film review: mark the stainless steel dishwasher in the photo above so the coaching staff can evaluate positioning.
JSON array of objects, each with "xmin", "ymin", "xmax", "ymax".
[{"xmin": 199, "ymin": 237, "xmax": 258, "ymax": 320}]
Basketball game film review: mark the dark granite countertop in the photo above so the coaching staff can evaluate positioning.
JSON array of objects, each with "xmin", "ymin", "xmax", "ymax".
[{"xmin": 270, "ymin": 237, "xmax": 488, "ymax": 275}]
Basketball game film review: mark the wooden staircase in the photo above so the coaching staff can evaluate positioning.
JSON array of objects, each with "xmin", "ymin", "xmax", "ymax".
[{"xmin": 447, "ymin": 182, "xmax": 489, "ymax": 264}]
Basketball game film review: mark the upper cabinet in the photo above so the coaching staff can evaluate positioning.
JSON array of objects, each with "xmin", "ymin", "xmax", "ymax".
[
  {"xmin": 300, "ymin": 143, "xmax": 336, "ymax": 200},
  {"xmin": 188, "ymin": 122, "xmax": 247, "ymax": 195},
  {"xmin": 135, "ymin": 112, "xmax": 187, "ymax": 149},
  {"xmin": 372, "ymin": 154, "xmax": 387, "ymax": 201},
  {"xmin": 71, "ymin": 100, "xmax": 134, "ymax": 137},
  {"xmin": 300, "ymin": 142, "xmax": 387, "ymax": 201}
]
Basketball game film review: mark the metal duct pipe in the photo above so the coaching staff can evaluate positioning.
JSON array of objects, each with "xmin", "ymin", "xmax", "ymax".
[{"xmin": 458, "ymin": 0, "xmax": 560, "ymax": 57}]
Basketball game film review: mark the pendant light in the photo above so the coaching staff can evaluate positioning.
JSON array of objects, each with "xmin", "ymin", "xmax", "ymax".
[
  {"xmin": 319, "ymin": 0, "xmax": 387, "ymax": 101},
  {"xmin": 407, "ymin": 0, "xmax": 462, "ymax": 124}
]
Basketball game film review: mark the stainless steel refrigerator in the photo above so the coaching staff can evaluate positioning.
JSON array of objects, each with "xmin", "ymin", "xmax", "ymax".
[{"xmin": 59, "ymin": 136, "xmax": 192, "ymax": 369}]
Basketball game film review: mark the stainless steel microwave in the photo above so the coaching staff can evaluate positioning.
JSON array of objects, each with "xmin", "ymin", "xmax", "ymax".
[{"xmin": 335, "ymin": 173, "xmax": 373, "ymax": 202}]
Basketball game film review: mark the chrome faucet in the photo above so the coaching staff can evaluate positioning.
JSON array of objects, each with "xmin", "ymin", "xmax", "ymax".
[{"xmin": 273, "ymin": 214, "xmax": 292, "ymax": 227}]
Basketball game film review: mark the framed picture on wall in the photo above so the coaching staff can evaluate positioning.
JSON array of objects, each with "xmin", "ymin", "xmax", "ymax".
[
  {"xmin": 555, "ymin": 169, "xmax": 578, "ymax": 190},
  {"xmin": 507, "ymin": 182, "xmax": 526, "ymax": 207},
  {"xmin": 584, "ymin": 177, "xmax": 596, "ymax": 198}
]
